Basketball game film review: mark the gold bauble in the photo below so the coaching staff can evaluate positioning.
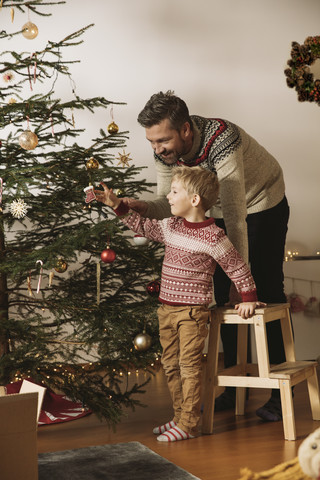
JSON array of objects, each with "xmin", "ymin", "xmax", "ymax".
[
  {"xmin": 134, "ymin": 332, "xmax": 152, "ymax": 352},
  {"xmin": 22, "ymin": 22, "xmax": 39, "ymax": 40},
  {"xmin": 107, "ymin": 121, "xmax": 119, "ymax": 134},
  {"xmin": 19, "ymin": 130, "xmax": 38, "ymax": 150},
  {"xmin": 115, "ymin": 188, "xmax": 125, "ymax": 197},
  {"xmin": 86, "ymin": 157, "xmax": 99, "ymax": 170},
  {"xmin": 54, "ymin": 258, "xmax": 68, "ymax": 273}
]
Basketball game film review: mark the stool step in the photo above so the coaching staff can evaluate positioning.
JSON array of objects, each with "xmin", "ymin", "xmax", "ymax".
[{"xmin": 269, "ymin": 361, "xmax": 317, "ymax": 381}]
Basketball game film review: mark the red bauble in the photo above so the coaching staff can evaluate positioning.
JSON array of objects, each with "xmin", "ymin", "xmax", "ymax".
[
  {"xmin": 101, "ymin": 248, "xmax": 116, "ymax": 263},
  {"xmin": 146, "ymin": 279, "xmax": 160, "ymax": 297}
]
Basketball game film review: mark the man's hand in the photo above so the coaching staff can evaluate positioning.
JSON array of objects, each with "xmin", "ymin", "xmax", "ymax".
[
  {"xmin": 122, "ymin": 198, "xmax": 149, "ymax": 216},
  {"xmin": 234, "ymin": 301, "xmax": 267, "ymax": 319},
  {"xmin": 94, "ymin": 182, "xmax": 121, "ymax": 209}
]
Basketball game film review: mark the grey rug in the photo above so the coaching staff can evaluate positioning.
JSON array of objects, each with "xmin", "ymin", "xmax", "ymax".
[{"xmin": 38, "ymin": 441, "xmax": 201, "ymax": 480}]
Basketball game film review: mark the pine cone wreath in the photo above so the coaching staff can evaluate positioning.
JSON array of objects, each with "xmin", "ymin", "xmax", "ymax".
[{"xmin": 284, "ymin": 35, "xmax": 320, "ymax": 105}]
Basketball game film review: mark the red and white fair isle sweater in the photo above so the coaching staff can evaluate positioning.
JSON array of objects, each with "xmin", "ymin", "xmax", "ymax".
[{"xmin": 115, "ymin": 203, "xmax": 257, "ymax": 306}]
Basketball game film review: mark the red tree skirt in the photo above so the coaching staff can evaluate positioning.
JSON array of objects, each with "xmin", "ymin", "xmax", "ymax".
[{"xmin": 5, "ymin": 379, "xmax": 91, "ymax": 425}]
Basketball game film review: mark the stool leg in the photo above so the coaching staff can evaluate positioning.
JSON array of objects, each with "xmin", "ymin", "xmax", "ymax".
[
  {"xmin": 235, "ymin": 323, "xmax": 248, "ymax": 415},
  {"xmin": 307, "ymin": 365, "xmax": 320, "ymax": 420},
  {"xmin": 280, "ymin": 308, "xmax": 295, "ymax": 362},
  {"xmin": 202, "ymin": 318, "xmax": 220, "ymax": 434},
  {"xmin": 279, "ymin": 379, "xmax": 296, "ymax": 441},
  {"xmin": 254, "ymin": 315, "xmax": 270, "ymax": 378}
]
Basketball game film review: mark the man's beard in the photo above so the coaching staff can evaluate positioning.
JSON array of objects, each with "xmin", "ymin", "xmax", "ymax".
[
  {"xmin": 159, "ymin": 140, "xmax": 187, "ymax": 165},
  {"xmin": 159, "ymin": 152, "xmax": 178, "ymax": 165}
]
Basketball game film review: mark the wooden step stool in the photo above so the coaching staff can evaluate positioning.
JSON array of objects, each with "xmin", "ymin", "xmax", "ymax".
[{"xmin": 202, "ymin": 303, "xmax": 320, "ymax": 440}]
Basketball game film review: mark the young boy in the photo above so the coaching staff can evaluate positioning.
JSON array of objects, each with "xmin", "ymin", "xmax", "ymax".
[{"xmin": 94, "ymin": 166, "xmax": 265, "ymax": 442}]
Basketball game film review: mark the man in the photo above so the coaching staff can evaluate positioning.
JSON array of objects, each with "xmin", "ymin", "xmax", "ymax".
[{"xmin": 130, "ymin": 90, "xmax": 290, "ymax": 422}]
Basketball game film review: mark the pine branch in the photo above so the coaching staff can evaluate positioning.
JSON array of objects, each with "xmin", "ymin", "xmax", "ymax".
[{"xmin": 0, "ymin": 0, "xmax": 66, "ymax": 16}]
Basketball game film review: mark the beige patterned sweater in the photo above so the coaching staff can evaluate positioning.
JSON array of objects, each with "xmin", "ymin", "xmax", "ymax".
[{"xmin": 143, "ymin": 116, "xmax": 285, "ymax": 263}]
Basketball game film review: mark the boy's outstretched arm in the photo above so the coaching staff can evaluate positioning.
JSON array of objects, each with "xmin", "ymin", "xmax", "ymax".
[
  {"xmin": 235, "ymin": 301, "xmax": 267, "ymax": 319},
  {"xmin": 95, "ymin": 183, "xmax": 149, "ymax": 215},
  {"xmin": 94, "ymin": 182, "xmax": 121, "ymax": 209}
]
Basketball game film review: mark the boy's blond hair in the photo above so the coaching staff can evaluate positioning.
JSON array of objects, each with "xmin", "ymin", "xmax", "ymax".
[{"xmin": 171, "ymin": 165, "xmax": 219, "ymax": 211}]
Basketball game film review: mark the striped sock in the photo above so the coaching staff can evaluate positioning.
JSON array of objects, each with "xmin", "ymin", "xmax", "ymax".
[
  {"xmin": 153, "ymin": 420, "xmax": 177, "ymax": 435},
  {"xmin": 157, "ymin": 426, "xmax": 195, "ymax": 442}
]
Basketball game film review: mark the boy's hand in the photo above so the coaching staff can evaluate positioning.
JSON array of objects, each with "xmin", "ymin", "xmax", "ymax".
[
  {"xmin": 235, "ymin": 301, "xmax": 267, "ymax": 319},
  {"xmin": 94, "ymin": 182, "xmax": 121, "ymax": 209}
]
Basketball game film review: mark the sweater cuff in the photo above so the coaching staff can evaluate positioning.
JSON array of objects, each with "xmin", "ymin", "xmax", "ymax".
[
  {"xmin": 114, "ymin": 201, "xmax": 129, "ymax": 216},
  {"xmin": 241, "ymin": 290, "xmax": 258, "ymax": 302}
]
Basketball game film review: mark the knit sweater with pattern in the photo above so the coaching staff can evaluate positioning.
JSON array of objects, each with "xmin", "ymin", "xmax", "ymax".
[
  {"xmin": 115, "ymin": 202, "xmax": 257, "ymax": 306},
  {"xmin": 143, "ymin": 116, "xmax": 286, "ymax": 264}
]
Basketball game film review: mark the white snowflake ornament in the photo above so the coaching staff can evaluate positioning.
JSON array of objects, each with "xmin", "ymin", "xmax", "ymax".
[{"xmin": 9, "ymin": 198, "xmax": 29, "ymax": 218}]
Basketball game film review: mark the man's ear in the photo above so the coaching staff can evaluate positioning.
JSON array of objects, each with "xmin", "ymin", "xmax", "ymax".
[
  {"xmin": 191, "ymin": 194, "xmax": 201, "ymax": 207},
  {"xmin": 180, "ymin": 121, "xmax": 192, "ymax": 140}
]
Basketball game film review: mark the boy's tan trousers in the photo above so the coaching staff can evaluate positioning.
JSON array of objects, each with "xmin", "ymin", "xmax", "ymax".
[{"xmin": 157, "ymin": 304, "xmax": 210, "ymax": 435}]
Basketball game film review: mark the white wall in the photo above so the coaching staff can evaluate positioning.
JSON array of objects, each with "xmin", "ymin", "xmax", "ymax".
[
  {"xmin": 3, "ymin": 0, "xmax": 320, "ymax": 358},
  {"xmin": 5, "ymin": 0, "xmax": 319, "ymax": 247}
]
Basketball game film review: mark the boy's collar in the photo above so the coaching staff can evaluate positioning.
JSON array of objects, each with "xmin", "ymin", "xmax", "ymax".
[{"xmin": 183, "ymin": 217, "xmax": 215, "ymax": 229}]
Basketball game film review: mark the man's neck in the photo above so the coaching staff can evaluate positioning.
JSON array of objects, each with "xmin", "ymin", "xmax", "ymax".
[
  {"xmin": 184, "ymin": 129, "xmax": 194, "ymax": 155},
  {"xmin": 181, "ymin": 119, "xmax": 202, "ymax": 162}
]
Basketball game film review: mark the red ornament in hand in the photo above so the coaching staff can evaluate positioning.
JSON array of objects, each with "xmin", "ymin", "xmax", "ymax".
[
  {"xmin": 146, "ymin": 279, "xmax": 160, "ymax": 297},
  {"xmin": 101, "ymin": 247, "xmax": 116, "ymax": 263}
]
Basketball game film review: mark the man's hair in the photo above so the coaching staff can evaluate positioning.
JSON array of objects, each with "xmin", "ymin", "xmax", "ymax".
[
  {"xmin": 137, "ymin": 90, "xmax": 192, "ymax": 130},
  {"xmin": 171, "ymin": 165, "xmax": 219, "ymax": 211}
]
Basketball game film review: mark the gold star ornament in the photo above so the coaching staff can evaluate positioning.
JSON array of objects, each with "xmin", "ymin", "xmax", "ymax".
[{"xmin": 116, "ymin": 149, "xmax": 132, "ymax": 167}]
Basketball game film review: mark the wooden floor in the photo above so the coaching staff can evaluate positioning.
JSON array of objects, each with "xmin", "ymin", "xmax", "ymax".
[{"xmin": 37, "ymin": 362, "xmax": 320, "ymax": 480}]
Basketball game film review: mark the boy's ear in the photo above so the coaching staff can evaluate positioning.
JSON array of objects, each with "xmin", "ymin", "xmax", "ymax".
[{"xmin": 191, "ymin": 194, "xmax": 201, "ymax": 207}]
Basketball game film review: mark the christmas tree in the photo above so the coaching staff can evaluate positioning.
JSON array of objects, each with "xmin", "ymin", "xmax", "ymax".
[{"xmin": 0, "ymin": 1, "xmax": 163, "ymax": 427}]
